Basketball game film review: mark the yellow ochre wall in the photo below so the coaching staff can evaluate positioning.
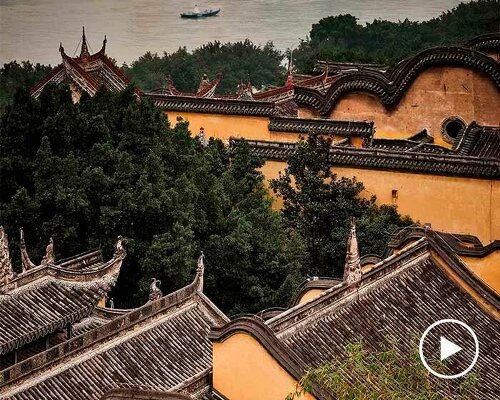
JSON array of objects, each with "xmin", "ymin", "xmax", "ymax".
[
  {"xmin": 165, "ymin": 111, "xmax": 301, "ymax": 143},
  {"xmin": 297, "ymin": 288, "xmax": 324, "ymax": 305},
  {"xmin": 212, "ymin": 333, "xmax": 316, "ymax": 400},
  {"xmin": 261, "ymin": 160, "xmax": 500, "ymax": 244},
  {"xmin": 299, "ymin": 67, "xmax": 499, "ymax": 147},
  {"xmin": 462, "ymin": 251, "xmax": 500, "ymax": 294}
]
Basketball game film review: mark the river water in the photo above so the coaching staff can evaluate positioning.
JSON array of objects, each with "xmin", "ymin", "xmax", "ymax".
[{"xmin": 0, "ymin": 0, "xmax": 466, "ymax": 66}]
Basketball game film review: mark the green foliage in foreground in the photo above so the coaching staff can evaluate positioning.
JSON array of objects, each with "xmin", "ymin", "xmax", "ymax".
[
  {"xmin": 293, "ymin": 0, "xmax": 499, "ymax": 72},
  {"xmin": 271, "ymin": 132, "xmax": 413, "ymax": 277},
  {"xmin": 124, "ymin": 39, "xmax": 285, "ymax": 93},
  {"xmin": 0, "ymin": 61, "xmax": 51, "ymax": 114},
  {"xmin": 287, "ymin": 340, "xmax": 479, "ymax": 400},
  {"xmin": 0, "ymin": 84, "xmax": 301, "ymax": 313},
  {"xmin": 1, "ymin": 84, "xmax": 411, "ymax": 313}
]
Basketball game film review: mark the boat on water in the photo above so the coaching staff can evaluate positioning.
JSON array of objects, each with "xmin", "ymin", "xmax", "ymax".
[{"xmin": 180, "ymin": 6, "xmax": 220, "ymax": 19}]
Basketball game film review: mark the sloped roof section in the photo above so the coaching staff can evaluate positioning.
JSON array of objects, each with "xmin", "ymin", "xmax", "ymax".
[
  {"xmin": 1, "ymin": 267, "xmax": 228, "ymax": 400},
  {"xmin": 30, "ymin": 28, "xmax": 131, "ymax": 99},
  {"xmin": 0, "ymin": 240, "xmax": 124, "ymax": 355}
]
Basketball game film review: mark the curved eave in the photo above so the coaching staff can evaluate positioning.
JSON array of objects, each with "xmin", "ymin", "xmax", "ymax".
[
  {"xmin": 294, "ymin": 46, "xmax": 500, "ymax": 116},
  {"xmin": 208, "ymin": 317, "xmax": 330, "ymax": 399},
  {"xmin": 10, "ymin": 254, "xmax": 124, "ymax": 289}
]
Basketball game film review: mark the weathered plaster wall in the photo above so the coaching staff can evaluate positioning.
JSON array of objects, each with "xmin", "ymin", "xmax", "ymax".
[
  {"xmin": 315, "ymin": 67, "xmax": 500, "ymax": 147},
  {"xmin": 164, "ymin": 111, "xmax": 300, "ymax": 143},
  {"xmin": 212, "ymin": 333, "xmax": 315, "ymax": 400},
  {"xmin": 462, "ymin": 251, "xmax": 500, "ymax": 294},
  {"xmin": 260, "ymin": 160, "xmax": 500, "ymax": 244}
]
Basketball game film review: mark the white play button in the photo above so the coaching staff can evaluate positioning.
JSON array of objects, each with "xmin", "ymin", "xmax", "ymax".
[
  {"xmin": 440, "ymin": 336, "xmax": 462, "ymax": 361},
  {"xmin": 419, "ymin": 319, "xmax": 479, "ymax": 379}
]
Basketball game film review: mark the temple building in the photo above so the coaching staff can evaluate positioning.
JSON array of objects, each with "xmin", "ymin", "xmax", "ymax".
[
  {"xmin": 0, "ymin": 227, "xmax": 126, "ymax": 371},
  {"xmin": 1, "ymin": 223, "xmax": 498, "ymax": 399},
  {"xmin": 30, "ymin": 28, "xmax": 133, "ymax": 102},
  {"xmin": 144, "ymin": 33, "xmax": 500, "ymax": 243}
]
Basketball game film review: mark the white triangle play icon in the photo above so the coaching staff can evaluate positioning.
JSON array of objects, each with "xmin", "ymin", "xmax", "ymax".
[{"xmin": 440, "ymin": 336, "xmax": 462, "ymax": 361}]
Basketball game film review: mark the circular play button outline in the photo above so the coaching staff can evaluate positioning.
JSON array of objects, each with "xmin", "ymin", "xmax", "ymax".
[{"xmin": 419, "ymin": 319, "xmax": 479, "ymax": 379}]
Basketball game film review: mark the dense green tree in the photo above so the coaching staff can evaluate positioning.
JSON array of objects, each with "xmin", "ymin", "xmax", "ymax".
[
  {"xmin": 124, "ymin": 40, "xmax": 285, "ymax": 93},
  {"xmin": 293, "ymin": 0, "xmax": 499, "ymax": 72},
  {"xmin": 0, "ymin": 83, "xmax": 304, "ymax": 313},
  {"xmin": 271, "ymin": 133, "xmax": 413, "ymax": 277},
  {"xmin": 0, "ymin": 61, "xmax": 51, "ymax": 113}
]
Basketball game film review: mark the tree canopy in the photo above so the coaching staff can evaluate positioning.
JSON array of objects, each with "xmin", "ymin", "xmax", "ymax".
[
  {"xmin": 292, "ymin": 0, "xmax": 499, "ymax": 72},
  {"xmin": 124, "ymin": 40, "xmax": 285, "ymax": 94},
  {"xmin": 270, "ymin": 132, "xmax": 413, "ymax": 277},
  {"xmin": 0, "ymin": 83, "xmax": 304, "ymax": 314}
]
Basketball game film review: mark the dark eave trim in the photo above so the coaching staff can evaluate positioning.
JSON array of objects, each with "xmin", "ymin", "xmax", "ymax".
[
  {"xmin": 208, "ymin": 316, "xmax": 331, "ymax": 400},
  {"xmin": 143, "ymin": 94, "xmax": 276, "ymax": 116},
  {"xmin": 268, "ymin": 116, "xmax": 374, "ymax": 137},
  {"xmin": 295, "ymin": 46, "xmax": 500, "ymax": 116},
  {"xmin": 232, "ymin": 139, "xmax": 500, "ymax": 179}
]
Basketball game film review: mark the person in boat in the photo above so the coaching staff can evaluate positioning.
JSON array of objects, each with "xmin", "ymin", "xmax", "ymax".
[{"xmin": 193, "ymin": 4, "xmax": 200, "ymax": 14}]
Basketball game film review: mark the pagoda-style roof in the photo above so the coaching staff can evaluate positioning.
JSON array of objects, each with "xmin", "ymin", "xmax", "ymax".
[
  {"xmin": 0, "ymin": 231, "xmax": 126, "ymax": 356},
  {"xmin": 453, "ymin": 122, "xmax": 500, "ymax": 159},
  {"xmin": 1, "ymin": 258, "xmax": 228, "ymax": 400},
  {"xmin": 30, "ymin": 27, "xmax": 132, "ymax": 99},
  {"xmin": 210, "ymin": 228, "xmax": 500, "ymax": 399}
]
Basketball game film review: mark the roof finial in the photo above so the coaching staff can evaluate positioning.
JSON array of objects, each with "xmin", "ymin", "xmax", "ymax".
[
  {"xmin": 101, "ymin": 34, "xmax": 107, "ymax": 53},
  {"xmin": 19, "ymin": 227, "xmax": 36, "ymax": 272},
  {"xmin": 196, "ymin": 252, "xmax": 204, "ymax": 292},
  {"xmin": 59, "ymin": 42, "xmax": 64, "ymax": 55},
  {"xmin": 114, "ymin": 236, "xmax": 127, "ymax": 259},
  {"xmin": 0, "ymin": 227, "xmax": 15, "ymax": 293},
  {"xmin": 149, "ymin": 278, "xmax": 163, "ymax": 302},
  {"xmin": 343, "ymin": 218, "xmax": 361, "ymax": 285},
  {"xmin": 41, "ymin": 237, "xmax": 55, "ymax": 266},
  {"xmin": 80, "ymin": 26, "xmax": 90, "ymax": 58}
]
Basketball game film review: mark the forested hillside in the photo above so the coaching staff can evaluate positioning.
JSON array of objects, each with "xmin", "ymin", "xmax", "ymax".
[{"xmin": 292, "ymin": 0, "xmax": 499, "ymax": 72}]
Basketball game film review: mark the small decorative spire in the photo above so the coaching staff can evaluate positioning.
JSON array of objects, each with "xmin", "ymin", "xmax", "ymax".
[
  {"xmin": 114, "ymin": 236, "xmax": 127, "ymax": 259},
  {"xmin": 198, "ymin": 127, "xmax": 207, "ymax": 147},
  {"xmin": 80, "ymin": 26, "xmax": 90, "ymax": 58},
  {"xmin": 343, "ymin": 218, "xmax": 362, "ymax": 285},
  {"xmin": 20, "ymin": 227, "xmax": 36, "ymax": 272},
  {"xmin": 0, "ymin": 227, "xmax": 15, "ymax": 293},
  {"xmin": 59, "ymin": 42, "xmax": 65, "ymax": 55},
  {"xmin": 149, "ymin": 278, "xmax": 163, "ymax": 302},
  {"xmin": 41, "ymin": 237, "xmax": 55, "ymax": 266},
  {"xmin": 198, "ymin": 73, "xmax": 210, "ymax": 93},
  {"xmin": 101, "ymin": 35, "xmax": 107, "ymax": 53},
  {"xmin": 196, "ymin": 252, "xmax": 204, "ymax": 292}
]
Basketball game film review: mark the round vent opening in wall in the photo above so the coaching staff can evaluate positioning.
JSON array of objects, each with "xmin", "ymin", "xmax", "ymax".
[{"xmin": 442, "ymin": 117, "xmax": 466, "ymax": 143}]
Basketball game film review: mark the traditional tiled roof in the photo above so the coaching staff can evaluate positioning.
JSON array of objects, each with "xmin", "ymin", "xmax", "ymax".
[
  {"xmin": 369, "ymin": 138, "xmax": 451, "ymax": 154},
  {"xmin": 30, "ymin": 28, "xmax": 132, "ymax": 98},
  {"xmin": 268, "ymin": 116, "xmax": 374, "ymax": 137},
  {"xmin": 211, "ymin": 229, "xmax": 500, "ymax": 399},
  {"xmin": 151, "ymin": 74, "xmax": 222, "ymax": 99},
  {"xmin": 464, "ymin": 32, "xmax": 500, "ymax": 52},
  {"xmin": 1, "ymin": 266, "xmax": 228, "ymax": 400},
  {"xmin": 231, "ymin": 138, "xmax": 500, "ymax": 178},
  {"xmin": 295, "ymin": 45, "xmax": 500, "ymax": 116},
  {"xmin": 453, "ymin": 122, "xmax": 500, "ymax": 159},
  {"xmin": 0, "ymin": 234, "xmax": 125, "ymax": 355},
  {"xmin": 147, "ymin": 94, "xmax": 276, "ymax": 116}
]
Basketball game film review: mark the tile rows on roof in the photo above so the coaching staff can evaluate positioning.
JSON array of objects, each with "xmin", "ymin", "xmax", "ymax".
[
  {"xmin": 278, "ymin": 257, "xmax": 500, "ymax": 398},
  {"xmin": 3, "ymin": 298, "xmax": 222, "ymax": 400},
  {"xmin": 231, "ymin": 138, "xmax": 500, "ymax": 179},
  {"xmin": 148, "ymin": 95, "xmax": 275, "ymax": 116},
  {"xmin": 295, "ymin": 46, "xmax": 500, "ymax": 116},
  {"xmin": 0, "ymin": 278, "xmax": 110, "ymax": 355},
  {"xmin": 269, "ymin": 116, "xmax": 374, "ymax": 137}
]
